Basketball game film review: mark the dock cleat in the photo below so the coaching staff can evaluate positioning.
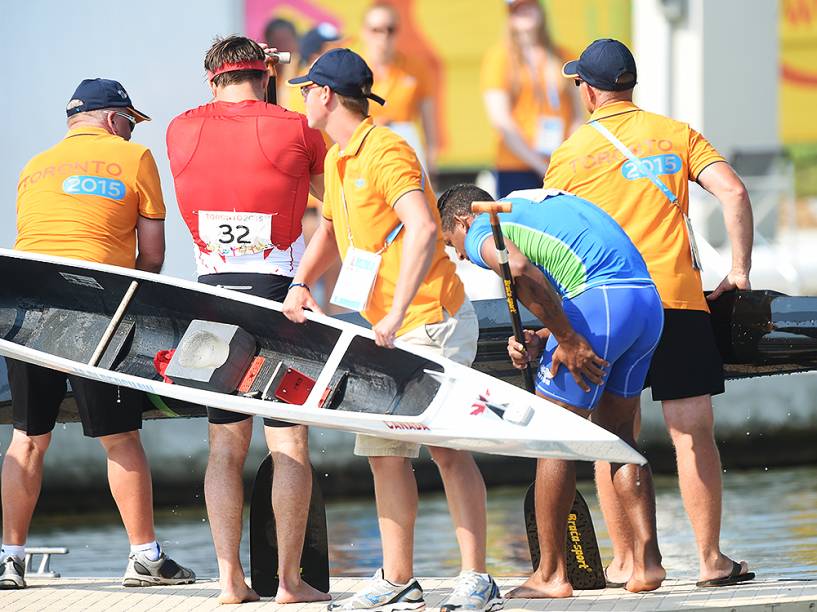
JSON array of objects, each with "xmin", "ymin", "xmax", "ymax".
[
  {"xmin": 122, "ymin": 550, "xmax": 196, "ymax": 587},
  {"xmin": 439, "ymin": 570, "xmax": 503, "ymax": 612},
  {"xmin": 327, "ymin": 568, "xmax": 425, "ymax": 611},
  {"xmin": 0, "ymin": 555, "xmax": 26, "ymax": 589}
]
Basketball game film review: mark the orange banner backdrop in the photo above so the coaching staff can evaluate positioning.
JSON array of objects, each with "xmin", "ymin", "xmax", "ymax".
[
  {"xmin": 781, "ymin": 0, "xmax": 817, "ymax": 143},
  {"xmin": 245, "ymin": 0, "xmax": 630, "ymax": 169}
]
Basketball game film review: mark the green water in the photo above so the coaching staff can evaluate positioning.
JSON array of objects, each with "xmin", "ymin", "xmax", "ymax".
[{"xmin": 21, "ymin": 465, "xmax": 817, "ymax": 580}]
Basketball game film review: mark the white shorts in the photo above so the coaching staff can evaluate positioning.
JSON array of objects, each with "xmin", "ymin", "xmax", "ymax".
[{"xmin": 354, "ymin": 298, "xmax": 478, "ymax": 458}]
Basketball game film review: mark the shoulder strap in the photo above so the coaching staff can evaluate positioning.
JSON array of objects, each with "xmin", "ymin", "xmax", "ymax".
[{"xmin": 589, "ymin": 120, "xmax": 679, "ymax": 205}]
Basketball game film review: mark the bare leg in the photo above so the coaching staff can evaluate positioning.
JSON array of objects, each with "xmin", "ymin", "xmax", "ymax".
[
  {"xmin": 593, "ymin": 458, "xmax": 634, "ymax": 583},
  {"xmin": 1, "ymin": 430, "xmax": 51, "ymax": 546},
  {"xmin": 266, "ymin": 425, "xmax": 330, "ymax": 603},
  {"xmin": 593, "ymin": 394, "xmax": 664, "ymax": 591},
  {"xmin": 663, "ymin": 396, "xmax": 751, "ymax": 582},
  {"xmin": 506, "ymin": 457, "xmax": 574, "ymax": 599},
  {"xmin": 429, "ymin": 447, "xmax": 486, "ymax": 572},
  {"xmin": 98, "ymin": 431, "xmax": 157, "ymax": 545},
  {"xmin": 369, "ymin": 456, "xmax": 418, "ymax": 584},
  {"xmin": 204, "ymin": 420, "xmax": 259, "ymax": 604}
]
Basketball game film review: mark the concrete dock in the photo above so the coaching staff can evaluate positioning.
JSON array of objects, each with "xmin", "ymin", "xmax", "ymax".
[{"xmin": 2, "ymin": 577, "xmax": 816, "ymax": 611}]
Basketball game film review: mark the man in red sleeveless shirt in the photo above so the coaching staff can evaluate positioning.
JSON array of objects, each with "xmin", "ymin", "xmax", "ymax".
[{"xmin": 166, "ymin": 36, "xmax": 327, "ymax": 605}]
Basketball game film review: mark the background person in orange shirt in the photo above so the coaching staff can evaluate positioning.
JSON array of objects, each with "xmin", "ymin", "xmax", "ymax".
[
  {"xmin": 284, "ymin": 49, "xmax": 502, "ymax": 612},
  {"xmin": 546, "ymin": 39, "xmax": 755, "ymax": 589},
  {"xmin": 1, "ymin": 79, "xmax": 194, "ymax": 591},
  {"xmin": 361, "ymin": 2, "xmax": 438, "ymax": 176},
  {"xmin": 481, "ymin": 0, "xmax": 579, "ymax": 198}
]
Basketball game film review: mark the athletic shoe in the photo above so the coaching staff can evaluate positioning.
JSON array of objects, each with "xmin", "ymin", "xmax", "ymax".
[
  {"xmin": 0, "ymin": 555, "xmax": 26, "ymax": 589},
  {"xmin": 122, "ymin": 550, "xmax": 196, "ymax": 587},
  {"xmin": 439, "ymin": 570, "xmax": 503, "ymax": 612},
  {"xmin": 327, "ymin": 568, "xmax": 425, "ymax": 611}
]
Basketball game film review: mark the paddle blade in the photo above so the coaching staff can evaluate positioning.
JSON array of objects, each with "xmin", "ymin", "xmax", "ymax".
[
  {"xmin": 249, "ymin": 454, "xmax": 330, "ymax": 595},
  {"xmin": 524, "ymin": 483, "xmax": 606, "ymax": 590}
]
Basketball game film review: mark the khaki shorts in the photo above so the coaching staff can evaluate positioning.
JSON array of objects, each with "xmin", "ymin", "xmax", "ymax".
[{"xmin": 354, "ymin": 298, "xmax": 479, "ymax": 458}]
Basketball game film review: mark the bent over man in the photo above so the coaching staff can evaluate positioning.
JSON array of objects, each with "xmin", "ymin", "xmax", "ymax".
[
  {"xmin": 439, "ymin": 184, "xmax": 665, "ymax": 597},
  {"xmin": 547, "ymin": 39, "xmax": 754, "ymax": 588},
  {"xmin": 283, "ymin": 49, "xmax": 502, "ymax": 612},
  {"xmin": 0, "ymin": 78, "xmax": 195, "ymax": 590},
  {"xmin": 166, "ymin": 36, "xmax": 327, "ymax": 605}
]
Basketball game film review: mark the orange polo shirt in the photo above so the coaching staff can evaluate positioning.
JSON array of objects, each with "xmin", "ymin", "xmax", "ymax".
[
  {"xmin": 481, "ymin": 42, "xmax": 575, "ymax": 171},
  {"xmin": 544, "ymin": 100, "xmax": 725, "ymax": 312},
  {"xmin": 367, "ymin": 52, "xmax": 432, "ymax": 125},
  {"xmin": 16, "ymin": 126, "xmax": 166, "ymax": 268},
  {"xmin": 322, "ymin": 116, "xmax": 464, "ymax": 335}
]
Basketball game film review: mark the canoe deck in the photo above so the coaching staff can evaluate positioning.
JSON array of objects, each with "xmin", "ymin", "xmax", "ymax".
[{"xmin": 5, "ymin": 576, "xmax": 815, "ymax": 611}]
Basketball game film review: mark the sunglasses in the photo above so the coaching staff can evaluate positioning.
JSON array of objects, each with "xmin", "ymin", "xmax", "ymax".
[
  {"xmin": 300, "ymin": 84, "xmax": 319, "ymax": 99},
  {"xmin": 367, "ymin": 24, "xmax": 397, "ymax": 35},
  {"xmin": 574, "ymin": 79, "xmax": 584, "ymax": 87},
  {"xmin": 114, "ymin": 111, "xmax": 136, "ymax": 131}
]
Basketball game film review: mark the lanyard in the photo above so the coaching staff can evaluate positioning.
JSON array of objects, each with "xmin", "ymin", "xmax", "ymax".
[
  {"xmin": 590, "ymin": 119, "xmax": 703, "ymax": 270},
  {"xmin": 589, "ymin": 120, "xmax": 678, "ymax": 204},
  {"xmin": 337, "ymin": 132, "xmax": 403, "ymax": 255}
]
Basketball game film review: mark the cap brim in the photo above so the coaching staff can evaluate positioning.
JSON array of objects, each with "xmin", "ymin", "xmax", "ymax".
[
  {"xmin": 561, "ymin": 60, "xmax": 579, "ymax": 78},
  {"xmin": 129, "ymin": 107, "xmax": 151, "ymax": 123},
  {"xmin": 287, "ymin": 75, "xmax": 313, "ymax": 86},
  {"xmin": 368, "ymin": 92, "xmax": 386, "ymax": 106}
]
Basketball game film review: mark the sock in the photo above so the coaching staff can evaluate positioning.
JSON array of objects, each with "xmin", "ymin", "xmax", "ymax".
[
  {"xmin": 130, "ymin": 540, "xmax": 161, "ymax": 562},
  {"xmin": 1, "ymin": 544, "xmax": 26, "ymax": 561}
]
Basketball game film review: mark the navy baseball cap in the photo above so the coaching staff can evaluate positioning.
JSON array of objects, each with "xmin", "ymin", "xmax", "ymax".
[
  {"xmin": 562, "ymin": 39, "xmax": 637, "ymax": 92},
  {"xmin": 300, "ymin": 23, "xmax": 342, "ymax": 65},
  {"xmin": 288, "ymin": 48, "xmax": 386, "ymax": 106},
  {"xmin": 65, "ymin": 78, "xmax": 150, "ymax": 122}
]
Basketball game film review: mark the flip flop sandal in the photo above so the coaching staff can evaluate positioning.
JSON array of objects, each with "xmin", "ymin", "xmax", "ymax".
[
  {"xmin": 696, "ymin": 561, "xmax": 756, "ymax": 588},
  {"xmin": 604, "ymin": 569, "xmax": 626, "ymax": 589}
]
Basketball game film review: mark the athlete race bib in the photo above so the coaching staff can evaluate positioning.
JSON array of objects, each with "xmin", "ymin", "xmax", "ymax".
[
  {"xmin": 330, "ymin": 247, "xmax": 382, "ymax": 312},
  {"xmin": 534, "ymin": 116, "xmax": 565, "ymax": 156},
  {"xmin": 198, "ymin": 211, "xmax": 274, "ymax": 257}
]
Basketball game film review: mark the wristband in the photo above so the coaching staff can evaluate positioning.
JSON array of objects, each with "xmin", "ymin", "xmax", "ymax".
[{"xmin": 288, "ymin": 282, "xmax": 310, "ymax": 292}]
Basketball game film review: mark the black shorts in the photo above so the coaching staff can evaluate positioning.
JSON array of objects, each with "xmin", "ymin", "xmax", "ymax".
[
  {"xmin": 644, "ymin": 309, "xmax": 725, "ymax": 401},
  {"xmin": 6, "ymin": 358, "xmax": 143, "ymax": 438},
  {"xmin": 198, "ymin": 272, "xmax": 294, "ymax": 428}
]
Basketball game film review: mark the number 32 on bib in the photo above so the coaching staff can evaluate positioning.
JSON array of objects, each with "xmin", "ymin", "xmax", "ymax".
[{"xmin": 198, "ymin": 211, "xmax": 275, "ymax": 257}]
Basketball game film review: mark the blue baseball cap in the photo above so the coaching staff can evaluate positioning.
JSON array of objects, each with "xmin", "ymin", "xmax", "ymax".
[
  {"xmin": 65, "ymin": 78, "xmax": 150, "ymax": 122},
  {"xmin": 300, "ymin": 23, "xmax": 342, "ymax": 66},
  {"xmin": 288, "ymin": 48, "xmax": 385, "ymax": 106},
  {"xmin": 562, "ymin": 39, "xmax": 637, "ymax": 92}
]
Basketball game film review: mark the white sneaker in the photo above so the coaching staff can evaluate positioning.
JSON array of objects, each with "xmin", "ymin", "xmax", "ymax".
[
  {"xmin": 122, "ymin": 550, "xmax": 196, "ymax": 587},
  {"xmin": 439, "ymin": 571, "xmax": 503, "ymax": 612},
  {"xmin": 0, "ymin": 555, "xmax": 25, "ymax": 589},
  {"xmin": 327, "ymin": 568, "xmax": 425, "ymax": 611}
]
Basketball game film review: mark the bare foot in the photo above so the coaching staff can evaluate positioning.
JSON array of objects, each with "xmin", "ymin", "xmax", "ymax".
[
  {"xmin": 506, "ymin": 575, "xmax": 572, "ymax": 599},
  {"xmin": 218, "ymin": 583, "xmax": 261, "ymax": 605},
  {"xmin": 275, "ymin": 580, "xmax": 332, "ymax": 604},
  {"xmin": 604, "ymin": 560, "xmax": 632, "ymax": 586},
  {"xmin": 626, "ymin": 565, "xmax": 666, "ymax": 594}
]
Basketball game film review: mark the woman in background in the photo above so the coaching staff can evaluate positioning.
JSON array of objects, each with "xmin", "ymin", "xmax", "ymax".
[{"xmin": 481, "ymin": 0, "xmax": 580, "ymax": 197}]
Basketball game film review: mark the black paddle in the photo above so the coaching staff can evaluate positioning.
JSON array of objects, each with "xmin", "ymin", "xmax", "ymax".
[
  {"xmin": 249, "ymin": 454, "xmax": 330, "ymax": 596},
  {"xmin": 470, "ymin": 200, "xmax": 606, "ymax": 590}
]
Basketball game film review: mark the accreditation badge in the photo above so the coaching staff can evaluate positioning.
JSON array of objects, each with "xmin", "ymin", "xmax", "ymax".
[
  {"xmin": 330, "ymin": 247, "xmax": 382, "ymax": 312},
  {"xmin": 198, "ymin": 211, "xmax": 274, "ymax": 257},
  {"xmin": 534, "ymin": 116, "xmax": 565, "ymax": 156}
]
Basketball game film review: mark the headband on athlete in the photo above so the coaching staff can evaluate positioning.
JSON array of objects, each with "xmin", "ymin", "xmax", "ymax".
[{"xmin": 207, "ymin": 60, "xmax": 268, "ymax": 82}]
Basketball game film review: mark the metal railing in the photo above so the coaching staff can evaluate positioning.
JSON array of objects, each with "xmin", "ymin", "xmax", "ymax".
[{"xmin": 25, "ymin": 547, "xmax": 69, "ymax": 578}]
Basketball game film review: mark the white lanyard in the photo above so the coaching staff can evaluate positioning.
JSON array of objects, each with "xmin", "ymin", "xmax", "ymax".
[{"xmin": 590, "ymin": 119, "xmax": 703, "ymax": 271}]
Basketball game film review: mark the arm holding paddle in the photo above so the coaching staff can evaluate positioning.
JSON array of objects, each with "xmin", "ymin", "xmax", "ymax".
[{"xmin": 476, "ymin": 231, "xmax": 607, "ymax": 391}]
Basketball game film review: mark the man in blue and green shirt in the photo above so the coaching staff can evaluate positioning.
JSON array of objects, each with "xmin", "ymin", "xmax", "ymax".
[{"xmin": 439, "ymin": 184, "xmax": 666, "ymax": 598}]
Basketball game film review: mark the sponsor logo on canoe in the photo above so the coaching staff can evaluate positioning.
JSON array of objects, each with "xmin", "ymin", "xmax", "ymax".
[
  {"xmin": 470, "ymin": 389, "xmax": 508, "ymax": 418},
  {"xmin": 384, "ymin": 421, "xmax": 430, "ymax": 431}
]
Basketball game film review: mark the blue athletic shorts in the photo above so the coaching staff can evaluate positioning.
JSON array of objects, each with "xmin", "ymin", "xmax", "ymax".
[{"xmin": 535, "ymin": 284, "xmax": 664, "ymax": 410}]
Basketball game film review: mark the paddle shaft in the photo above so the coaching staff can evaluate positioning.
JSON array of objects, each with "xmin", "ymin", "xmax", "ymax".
[
  {"xmin": 472, "ymin": 202, "xmax": 536, "ymax": 391},
  {"xmin": 88, "ymin": 280, "xmax": 139, "ymax": 367}
]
